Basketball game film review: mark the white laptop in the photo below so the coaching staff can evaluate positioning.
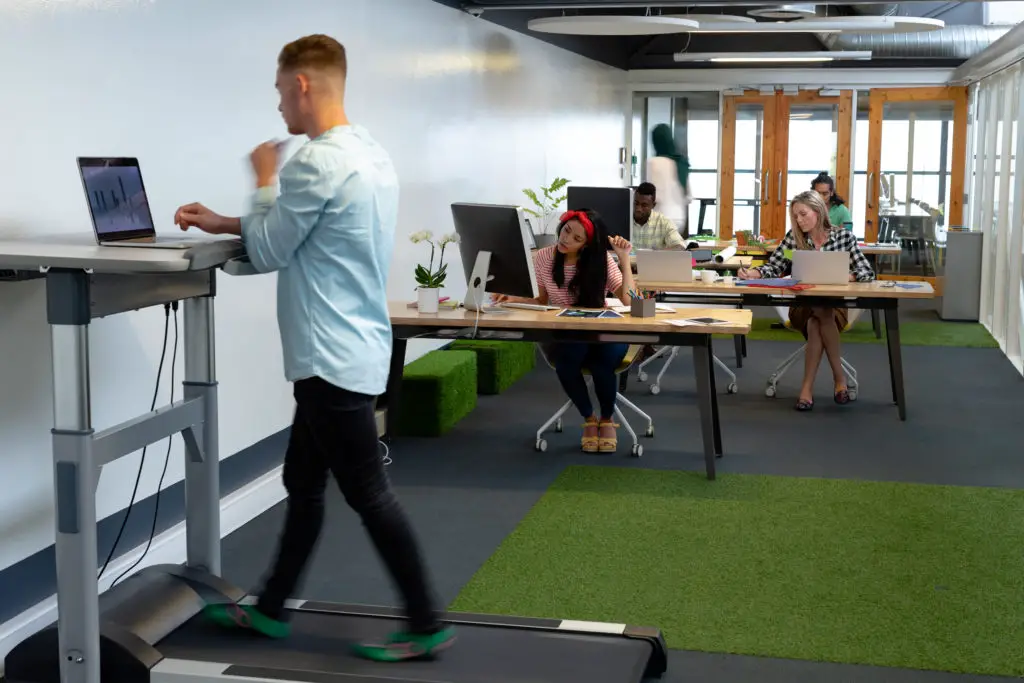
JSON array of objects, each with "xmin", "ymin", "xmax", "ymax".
[
  {"xmin": 635, "ymin": 249, "xmax": 693, "ymax": 283},
  {"xmin": 791, "ymin": 250, "xmax": 850, "ymax": 285},
  {"xmin": 77, "ymin": 156, "xmax": 218, "ymax": 249}
]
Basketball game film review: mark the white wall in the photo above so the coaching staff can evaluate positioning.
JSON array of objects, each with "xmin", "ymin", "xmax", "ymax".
[{"xmin": 0, "ymin": 0, "xmax": 627, "ymax": 571}]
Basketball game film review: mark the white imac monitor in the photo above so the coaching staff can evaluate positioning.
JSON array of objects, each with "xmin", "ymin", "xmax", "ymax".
[{"xmin": 450, "ymin": 203, "xmax": 540, "ymax": 312}]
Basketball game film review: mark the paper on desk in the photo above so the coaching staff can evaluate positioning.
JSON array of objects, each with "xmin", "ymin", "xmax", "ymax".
[{"xmin": 609, "ymin": 303, "xmax": 675, "ymax": 314}]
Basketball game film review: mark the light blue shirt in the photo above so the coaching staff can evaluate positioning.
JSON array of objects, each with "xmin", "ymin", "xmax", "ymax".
[{"xmin": 240, "ymin": 125, "xmax": 398, "ymax": 397}]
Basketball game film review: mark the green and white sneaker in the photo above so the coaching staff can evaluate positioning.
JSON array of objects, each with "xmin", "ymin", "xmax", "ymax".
[{"xmin": 351, "ymin": 626, "xmax": 456, "ymax": 662}]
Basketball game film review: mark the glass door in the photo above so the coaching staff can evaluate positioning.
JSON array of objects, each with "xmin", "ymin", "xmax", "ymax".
[
  {"xmin": 720, "ymin": 93, "xmax": 779, "ymax": 240},
  {"xmin": 721, "ymin": 90, "xmax": 852, "ymax": 241},
  {"xmin": 864, "ymin": 87, "xmax": 969, "ymax": 286}
]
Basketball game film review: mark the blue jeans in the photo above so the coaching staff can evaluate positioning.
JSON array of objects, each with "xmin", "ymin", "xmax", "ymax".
[{"xmin": 549, "ymin": 342, "xmax": 629, "ymax": 420}]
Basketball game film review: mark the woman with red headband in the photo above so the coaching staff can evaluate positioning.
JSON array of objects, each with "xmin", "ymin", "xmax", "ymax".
[{"xmin": 494, "ymin": 208, "xmax": 634, "ymax": 453}]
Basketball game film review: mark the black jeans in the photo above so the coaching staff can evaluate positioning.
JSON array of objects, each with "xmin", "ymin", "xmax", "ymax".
[{"xmin": 256, "ymin": 377, "xmax": 441, "ymax": 633}]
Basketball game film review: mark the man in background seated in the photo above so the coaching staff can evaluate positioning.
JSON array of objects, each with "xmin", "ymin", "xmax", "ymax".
[{"xmin": 631, "ymin": 182, "xmax": 685, "ymax": 250}]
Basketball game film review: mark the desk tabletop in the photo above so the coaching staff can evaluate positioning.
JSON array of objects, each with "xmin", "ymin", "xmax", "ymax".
[
  {"xmin": 0, "ymin": 233, "xmax": 245, "ymax": 273},
  {"xmin": 388, "ymin": 301, "xmax": 753, "ymax": 335},
  {"xmin": 636, "ymin": 279, "xmax": 935, "ymax": 299}
]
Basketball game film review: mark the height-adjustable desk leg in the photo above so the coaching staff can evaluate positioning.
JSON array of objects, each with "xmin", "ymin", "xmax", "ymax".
[
  {"xmin": 183, "ymin": 294, "xmax": 220, "ymax": 573},
  {"xmin": 47, "ymin": 270, "xmax": 100, "ymax": 683}
]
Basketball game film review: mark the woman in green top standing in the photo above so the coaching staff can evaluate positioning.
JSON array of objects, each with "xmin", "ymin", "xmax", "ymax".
[{"xmin": 811, "ymin": 172, "xmax": 852, "ymax": 230}]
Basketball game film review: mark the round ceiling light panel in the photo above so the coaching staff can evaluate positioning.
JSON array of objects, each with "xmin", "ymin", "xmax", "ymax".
[
  {"xmin": 527, "ymin": 15, "xmax": 699, "ymax": 36},
  {"xmin": 790, "ymin": 15, "xmax": 945, "ymax": 32},
  {"xmin": 663, "ymin": 14, "xmax": 756, "ymax": 24}
]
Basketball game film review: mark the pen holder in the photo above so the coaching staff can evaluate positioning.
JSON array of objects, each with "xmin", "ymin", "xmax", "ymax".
[{"xmin": 630, "ymin": 297, "xmax": 656, "ymax": 318}]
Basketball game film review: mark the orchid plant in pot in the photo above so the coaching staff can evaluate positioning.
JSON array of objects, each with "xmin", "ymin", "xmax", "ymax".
[{"xmin": 410, "ymin": 230, "xmax": 458, "ymax": 313}]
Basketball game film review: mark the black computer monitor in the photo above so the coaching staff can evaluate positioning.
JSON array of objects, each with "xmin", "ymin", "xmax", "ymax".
[
  {"xmin": 566, "ymin": 186, "xmax": 632, "ymax": 245},
  {"xmin": 451, "ymin": 203, "xmax": 540, "ymax": 311}
]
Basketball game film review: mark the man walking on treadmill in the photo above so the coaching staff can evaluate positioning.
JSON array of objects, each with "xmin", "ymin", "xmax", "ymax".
[{"xmin": 172, "ymin": 34, "xmax": 455, "ymax": 662}]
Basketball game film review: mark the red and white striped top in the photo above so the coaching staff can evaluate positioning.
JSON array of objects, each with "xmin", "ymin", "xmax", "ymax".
[{"xmin": 532, "ymin": 246, "xmax": 623, "ymax": 307}]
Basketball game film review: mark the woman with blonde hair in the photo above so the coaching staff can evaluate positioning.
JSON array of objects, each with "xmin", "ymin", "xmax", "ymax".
[{"xmin": 738, "ymin": 191, "xmax": 875, "ymax": 411}]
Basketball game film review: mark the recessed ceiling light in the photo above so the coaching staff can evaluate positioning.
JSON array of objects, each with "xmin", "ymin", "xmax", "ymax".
[
  {"xmin": 527, "ymin": 15, "xmax": 699, "ymax": 36},
  {"xmin": 673, "ymin": 50, "xmax": 872, "ymax": 63},
  {"xmin": 663, "ymin": 14, "xmax": 756, "ymax": 24}
]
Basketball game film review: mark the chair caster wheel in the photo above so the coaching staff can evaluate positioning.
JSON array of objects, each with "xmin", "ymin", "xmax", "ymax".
[
  {"xmin": 638, "ymin": 371, "xmax": 648, "ymax": 382},
  {"xmin": 649, "ymin": 384, "xmax": 661, "ymax": 395},
  {"xmin": 632, "ymin": 444, "xmax": 643, "ymax": 457},
  {"xmin": 727, "ymin": 382, "xmax": 738, "ymax": 394},
  {"xmin": 645, "ymin": 425, "xmax": 654, "ymax": 438},
  {"xmin": 847, "ymin": 390, "xmax": 858, "ymax": 401},
  {"xmin": 554, "ymin": 418, "xmax": 563, "ymax": 432},
  {"xmin": 535, "ymin": 439, "xmax": 547, "ymax": 452},
  {"xmin": 765, "ymin": 386, "xmax": 777, "ymax": 398}
]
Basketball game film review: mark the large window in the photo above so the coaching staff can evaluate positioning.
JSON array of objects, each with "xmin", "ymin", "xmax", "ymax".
[{"xmin": 633, "ymin": 92, "xmax": 720, "ymax": 233}]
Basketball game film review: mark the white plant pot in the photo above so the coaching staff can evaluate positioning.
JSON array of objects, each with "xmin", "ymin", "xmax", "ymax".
[{"xmin": 417, "ymin": 287, "xmax": 440, "ymax": 314}]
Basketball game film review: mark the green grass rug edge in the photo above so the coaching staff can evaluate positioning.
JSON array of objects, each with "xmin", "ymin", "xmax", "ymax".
[
  {"xmin": 450, "ymin": 466, "xmax": 1024, "ymax": 677},
  {"xmin": 713, "ymin": 319, "xmax": 998, "ymax": 347}
]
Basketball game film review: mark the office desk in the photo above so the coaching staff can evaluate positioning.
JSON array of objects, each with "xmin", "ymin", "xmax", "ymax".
[
  {"xmin": 383, "ymin": 302, "xmax": 753, "ymax": 480},
  {"xmin": 0, "ymin": 234, "xmax": 248, "ymax": 683},
  {"xmin": 634, "ymin": 279, "xmax": 935, "ymax": 421}
]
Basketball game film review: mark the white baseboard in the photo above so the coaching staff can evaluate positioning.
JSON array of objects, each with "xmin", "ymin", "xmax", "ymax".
[{"xmin": 0, "ymin": 465, "xmax": 286, "ymax": 670}]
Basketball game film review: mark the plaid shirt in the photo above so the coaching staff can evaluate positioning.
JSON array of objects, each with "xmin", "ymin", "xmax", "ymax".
[
  {"xmin": 631, "ymin": 211, "xmax": 684, "ymax": 250},
  {"xmin": 759, "ymin": 229, "xmax": 875, "ymax": 282}
]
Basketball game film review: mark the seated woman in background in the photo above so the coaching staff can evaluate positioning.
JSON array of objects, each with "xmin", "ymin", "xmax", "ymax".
[
  {"xmin": 738, "ymin": 191, "xmax": 874, "ymax": 412},
  {"xmin": 494, "ymin": 209, "xmax": 634, "ymax": 453},
  {"xmin": 811, "ymin": 171, "xmax": 853, "ymax": 230}
]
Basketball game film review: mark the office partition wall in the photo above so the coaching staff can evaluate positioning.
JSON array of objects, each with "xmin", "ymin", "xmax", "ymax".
[{"xmin": 969, "ymin": 68, "xmax": 1024, "ymax": 376}]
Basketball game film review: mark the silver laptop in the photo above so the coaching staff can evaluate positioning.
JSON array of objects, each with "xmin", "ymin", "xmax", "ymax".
[
  {"xmin": 635, "ymin": 249, "xmax": 693, "ymax": 283},
  {"xmin": 791, "ymin": 250, "xmax": 850, "ymax": 284},
  {"xmin": 77, "ymin": 157, "xmax": 212, "ymax": 249}
]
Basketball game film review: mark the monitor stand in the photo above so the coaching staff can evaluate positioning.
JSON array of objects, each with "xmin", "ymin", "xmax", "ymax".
[{"xmin": 463, "ymin": 250, "xmax": 506, "ymax": 314}]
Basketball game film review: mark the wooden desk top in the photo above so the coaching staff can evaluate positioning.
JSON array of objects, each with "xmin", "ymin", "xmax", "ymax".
[
  {"xmin": 389, "ymin": 301, "xmax": 753, "ymax": 335},
  {"xmin": 635, "ymin": 279, "xmax": 936, "ymax": 299}
]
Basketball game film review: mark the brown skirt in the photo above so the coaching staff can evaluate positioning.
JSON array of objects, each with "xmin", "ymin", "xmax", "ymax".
[{"xmin": 788, "ymin": 306, "xmax": 849, "ymax": 339}]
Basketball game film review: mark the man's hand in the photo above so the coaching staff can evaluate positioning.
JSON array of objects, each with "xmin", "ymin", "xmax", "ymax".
[
  {"xmin": 738, "ymin": 266, "xmax": 761, "ymax": 280},
  {"xmin": 250, "ymin": 140, "xmax": 283, "ymax": 188},
  {"xmin": 174, "ymin": 203, "xmax": 230, "ymax": 234}
]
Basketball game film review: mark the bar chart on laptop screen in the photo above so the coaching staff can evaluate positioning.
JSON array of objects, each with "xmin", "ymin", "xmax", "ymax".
[{"xmin": 81, "ymin": 165, "xmax": 154, "ymax": 235}]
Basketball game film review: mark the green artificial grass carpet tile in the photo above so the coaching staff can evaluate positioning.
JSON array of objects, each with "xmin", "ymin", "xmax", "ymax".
[
  {"xmin": 451, "ymin": 466, "xmax": 1024, "ymax": 676},
  {"xmin": 714, "ymin": 318, "xmax": 997, "ymax": 347}
]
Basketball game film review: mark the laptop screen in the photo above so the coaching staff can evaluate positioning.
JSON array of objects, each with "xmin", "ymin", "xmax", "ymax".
[{"xmin": 78, "ymin": 158, "xmax": 155, "ymax": 238}]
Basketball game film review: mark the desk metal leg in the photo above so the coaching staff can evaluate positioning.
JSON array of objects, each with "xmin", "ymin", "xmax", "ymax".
[
  {"xmin": 48, "ymin": 270, "xmax": 100, "ymax": 683},
  {"xmin": 383, "ymin": 335, "xmax": 408, "ymax": 441},
  {"xmin": 883, "ymin": 308, "xmax": 907, "ymax": 420},
  {"xmin": 692, "ymin": 339, "xmax": 718, "ymax": 480},
  {"xmin": 871, "ymin": 309, "xmax": 882, "ymax": 339},
  {"xmin": 733, "ymin": 334, "xmax": 744, "ymax": 368},
  {"xmin": 183, "ymin": 295, "xmax": 219, "ymax": 573}
]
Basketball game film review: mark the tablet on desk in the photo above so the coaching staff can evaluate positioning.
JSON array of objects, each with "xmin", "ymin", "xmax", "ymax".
[{"xmin": 557, "ymin": 308, "xmax": 624, "ymax": 319}]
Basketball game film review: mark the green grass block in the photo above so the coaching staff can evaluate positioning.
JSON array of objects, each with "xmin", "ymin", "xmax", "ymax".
[
  {"xmin": 446, "ymin": 340, "xmax": 537, "ymax": 395},
  {"xmin": 395, "ymin": 350, "xmax": 477, "ymax": 437},
  {"xmin": 452, "ymin": 466, "xmax": 1024, "ymax": 677}
]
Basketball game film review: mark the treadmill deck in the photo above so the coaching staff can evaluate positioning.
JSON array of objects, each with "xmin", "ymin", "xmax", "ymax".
[{"xmin": 158, "ymin": 606, "xmax": 656, "ymax": 683}]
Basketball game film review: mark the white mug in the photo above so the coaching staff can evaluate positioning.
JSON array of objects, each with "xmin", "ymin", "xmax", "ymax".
[{"xmin": 700, "ymin": 270, "xmax": 718, "ymax": 284}]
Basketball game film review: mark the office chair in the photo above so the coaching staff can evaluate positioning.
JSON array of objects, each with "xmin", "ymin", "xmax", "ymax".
[
  {"xmin": 535, "ymin": 344, "xmax": 654, "ymax": 457},
  {"xmin": 764, "ymin": 306, "xmax": 860, "ymax": 400},
  {"xmin": 635, "ymin": 301, "xmax": 738, "ymax": 395}
]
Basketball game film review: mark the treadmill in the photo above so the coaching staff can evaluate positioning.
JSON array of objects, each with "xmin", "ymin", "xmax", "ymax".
[{"xmin": 3, "ymin": 253, "xmax": 668, "ymax": 683}]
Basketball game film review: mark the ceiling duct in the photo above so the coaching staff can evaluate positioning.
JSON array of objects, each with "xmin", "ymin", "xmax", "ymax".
[
  {"xmin": 819, "ymin": 24, "xmax": 1011, "ymax": 59},
  {"xmin": 747, "ymin": 4, "xmax": 818, "ymax": 19}
]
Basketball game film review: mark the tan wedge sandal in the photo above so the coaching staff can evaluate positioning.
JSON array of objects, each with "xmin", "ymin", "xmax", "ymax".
[
  {"xmin": 597, "ymin": 418, "xmax": 619, "ymax": 453},
  {"xmin": 581, "ymin": 416, "xmax": 599, "ymax": 453}
]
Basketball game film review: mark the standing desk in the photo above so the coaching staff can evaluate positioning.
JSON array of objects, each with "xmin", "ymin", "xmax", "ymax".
[
  {"xmin": 635, "ymin": 279, "xmax": 935, "ymax": 420},
  {"xmin": 381, "ymin": 302, "xmax": 753, "ymax": 480},
  {"xmin": 0, "ymin": 234, "xmax": 247, "ymax": 683}
]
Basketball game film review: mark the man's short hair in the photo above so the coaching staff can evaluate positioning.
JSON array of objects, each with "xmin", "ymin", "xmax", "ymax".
[
  {"xmin": 636, "ymin": 182, "xmax": 657, "ymax": 198},
  {"xmin": 278, "ymin": 34, "xmax": 347, "ymax": 79}
]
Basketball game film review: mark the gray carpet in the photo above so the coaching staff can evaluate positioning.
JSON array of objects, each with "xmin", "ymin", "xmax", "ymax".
[{"xmin": 221, "ymin": 317, "xmax": 1024, "ymax": 683}]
